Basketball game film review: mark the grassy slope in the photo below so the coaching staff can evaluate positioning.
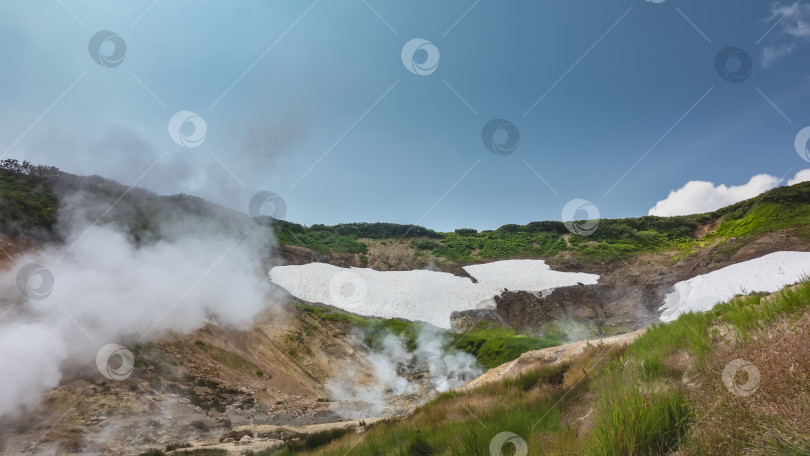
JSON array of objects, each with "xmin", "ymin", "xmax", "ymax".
[
  {"xmin": 273, "ymin": 182, "xmax": 810, "ymax": 264},
  {"xmin": 297, "ymin": 304, "xmax": 563, "ymax": 369},
  {"xmin": 257, "ymin": 279, "xmax": 810, "ymax": 456}
]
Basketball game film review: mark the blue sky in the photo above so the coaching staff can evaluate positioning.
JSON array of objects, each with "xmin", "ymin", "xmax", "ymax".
[{"xmin": 2, "ymin": 0, "xmax": 810, "ymax": 231}]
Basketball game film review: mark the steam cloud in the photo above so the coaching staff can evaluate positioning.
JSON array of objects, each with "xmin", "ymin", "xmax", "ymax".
[
  {"xmin": 0, "ymin": 189, "xmax": 275, "ymax": 419},
  {"xmin": 327, "ymin": 325, "xmax": 482, "ymax": 419}
]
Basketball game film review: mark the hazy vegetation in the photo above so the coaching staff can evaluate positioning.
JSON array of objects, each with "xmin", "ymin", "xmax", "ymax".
[
  {"xmin": 274, "ymin": 222, "xmax": 368, "ymax": 255},
  {"xmin": 0, "ymin": 160, "xmax": 261, "ymax": 248},
  {"xmin": 0, "ymin": 160, "xmax": 60, "ymax": 237},
  {"xmin": 272, "ymin": 220, "xmax": 442, "ymax": 256}
]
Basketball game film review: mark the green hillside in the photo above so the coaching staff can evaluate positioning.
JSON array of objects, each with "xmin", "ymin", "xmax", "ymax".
[
  {"xmin": 3, "ymin": 159, "xmax": 809, "ymax": 266},
  {"xmin": 272, "ymin": 182, "xmax": 810, "ymax": 264}
]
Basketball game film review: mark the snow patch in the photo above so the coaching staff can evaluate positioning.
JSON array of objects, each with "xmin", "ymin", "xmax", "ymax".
[
  {"xmin": 659, "ymin": 251, "xmax": 810, "ymax": 322},
  {"xmin": 269, "ymin": 259, "xmax": 599, "ymax": 328}
]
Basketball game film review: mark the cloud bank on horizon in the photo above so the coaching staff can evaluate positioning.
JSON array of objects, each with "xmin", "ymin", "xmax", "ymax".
[{"xmin": 648, "ymin": 169, "xmax": 810, "ymax": 217}]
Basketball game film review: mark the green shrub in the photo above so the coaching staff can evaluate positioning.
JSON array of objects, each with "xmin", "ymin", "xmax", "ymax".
[
  {"xmin": 452, "ymin": 327, "xmax": 564, "ymax": 368},
  {"xmin": 412, "ymin": 239, "xmax": 441, "ymax": 250}
]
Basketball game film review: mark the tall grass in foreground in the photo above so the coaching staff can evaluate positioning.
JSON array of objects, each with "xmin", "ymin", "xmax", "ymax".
[
  {"xmin": 625, "ymin": 311, "xmax": 714, "ymax": 378},
  {"xmin": 626, "ymin": 277, "xmax": 810, "ymax": 379},
  {"xmin": 587, "ymin": 375, "xmax": 690, "ymax": 455},
  {"xmin": 609, "ymin": 278, "xmax": 810, "ymax": 455},
  {"xmin": 313, "ymin": 391, "xmax": 566, "ymax": 456},
  {"xmin": 746, "ymin": 417, "xmax": 810, "ymax": 456}
]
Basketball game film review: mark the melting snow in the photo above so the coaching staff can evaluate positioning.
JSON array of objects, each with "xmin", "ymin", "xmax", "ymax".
[
  {"xmin": 269, "ymin": 259, "xmax": 599, "ymax": 328},
  {"xmin": 659, "ymin": 251, "xmax": 810, "ymax": 322}
]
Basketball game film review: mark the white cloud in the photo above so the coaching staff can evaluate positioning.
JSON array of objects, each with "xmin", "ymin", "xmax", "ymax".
[
  {"xmin": 759, "ymin": 2, "xmax": 810, "ymax": 66},
  {"xmin": 649, "ymin": 169, "xmax": 810, "ymax": 216},
  {"xmin": 762, "ymin": 43, "xmax": 795, "ymax": 68},
  {"xmin": 648, "ymin": 174, "xmax": 781, "ymax": 216},
  {"xmin": 788, "ymin": 168, "xmax": 810, "ymax": 185}
]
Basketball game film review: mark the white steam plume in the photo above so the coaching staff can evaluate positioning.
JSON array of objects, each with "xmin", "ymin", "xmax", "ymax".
[
  {"xmin": 0, "ymin": 190, "xmax": 275, "ymax": 419},
  {"xmin": 415, "ymin": 325, "xmax": 482, "ymax": 393},
  {"xmin": 327, "ymin": 326, "xmax": 482, "ymax": 419}
]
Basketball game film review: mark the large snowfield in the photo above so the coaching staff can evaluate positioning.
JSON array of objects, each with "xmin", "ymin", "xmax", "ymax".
[
  {"xmin": 269, "ymin": 259, "xmax": 599, "ymax": 328},
  {"xmin": 659, "ymin": 251, "xmax": 810, "ymax": 322}
]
